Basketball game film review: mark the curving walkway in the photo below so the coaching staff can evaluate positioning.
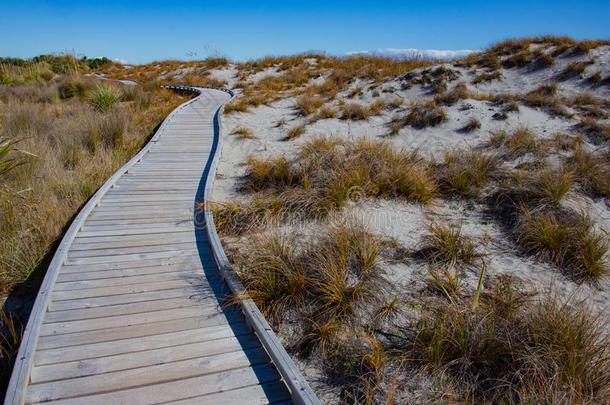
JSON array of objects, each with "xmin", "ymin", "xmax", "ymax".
[{"xmin": 6, "ymin": 88, "xmax": 319, "ymax": 405}]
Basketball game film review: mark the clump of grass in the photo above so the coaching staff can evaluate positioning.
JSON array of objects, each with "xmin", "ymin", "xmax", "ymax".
[
  {"xmin": 503, "ymin": 51, "xmax": 531, "ymax": 68},
  {"xmin": 567, "ymin": 145, "xmax": 609, "ymax": 198},
  {"xmin": 87, "ymin": 84, "xmax": 122, "ymax": 112},
  {"xmin": 405, "ymin": 100, "xmax": 447, "ymax": 129},
  {"xmin": 533, "ymin": 50, "xmax": 555, "ymax": 68},
  {"xmin": 232, "ymin": 232, "xmax": 308, "ymax": 323},
  {"xmin": 232, "ymin": 126, "xmax": 254, "ymax": 139},
  {"xmin": 572, "ymin": 40, "xmax": 609, "ymax": 54},
  {"xmin": 222, "ymin": 138, "xmax": 437, "ymax": 234},
  {"xmin": 295, "ymin": 95, "xmax": 324, "ymax": 116},
  {"xmin": 517, "ymin": 209, "xmax": 608, "ymax": 281},
  {"xmin": 315, "ymin": 106, "xmax": 337, "ymax": 120},
  {"xmin": 420, "ymin": 222, "xmax": 483, "ymax": 266},
  {"xmin": 285, "ymin": 124, "xmax": 306, "ymax": 140},
  {"xmin": 472, "ymin": 70, "xmax": 502, "ymax": 84},
  {"xmin": 579, "ymin": 118, "xmax": 610, "ymax": 145},
  {"xmin": 223, "ymin": 98, "xmax": 250, "ymax": 114},
  {"xmin": 434, "ymin": 82, "xmax": 469, "ymax": 105},
  {"xmin": 461, "ymin": 117, "xmax": 481, "ymax": 132},
  {"xmin": 522, "ymin": 83, "xmax": 570, "ymax": 117},
  {"xmin": 436, "ymin": 150, "xmax": 500, "ymax": 198},
  {"xmin": 341, "ymin": 102, "xmax": 370, "ymax": 120},
  {"xmin": 557, "ymin": 60, "xmax": 594, "ymax": 81},
  {"xmin": 233, "ymin": 221, "xmax": 390, "ymax": 329},
  {"xmin": 412, "ymin": 279, "xmax": 610, "ymax": 403},
  {"xmin": 503, "ymin": 126, "xmax": 544, "ymax": 158},
  {"xmin": 340, "ymin": 100, "xmax": 385, "ymax": 121}
]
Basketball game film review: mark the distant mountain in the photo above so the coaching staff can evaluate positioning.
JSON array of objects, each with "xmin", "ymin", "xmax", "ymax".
[{"xmin": 346, "ymin": 48, "xmax": 477, "ymax": 60}]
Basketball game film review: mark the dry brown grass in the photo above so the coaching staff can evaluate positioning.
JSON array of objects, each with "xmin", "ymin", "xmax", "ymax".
[
  {"xmin": 434, "ymin": 82, "xmax": 470, "ymax": 105},
  {"xmin": 232, "ymin": 126, "xmax": 254, "ymax": 139},
  {"xmin": 472, "ymin": 70, "xmax": 503, "ymax": 84},
  {"xmin": 340, "ymin": 100, "xmax": 385, "ymax": 121},
  {"xmin": 404, "ymin": 100, "xmax": 447, "ymax": 129},
  {"xmin": 557, "ymin": 60, "xmax": 595, "ymax": 81},
  {"xmin": 566, "ymin": 145, "xmax": 610, "ymax": 198},
  {"xmin": 285, "ymin": 124, "xmax": 306, "ymax": 140},
  {"xmin": 0, "ymin": 75, "xmax": 187, "ymax": 293},
  {"xmin": 517, "ymin": 208, "xmax": 608, "ymax": 281},
  {"xmin": 214, "ymin": 138, "xmax": 436, "ymax": 235},
  {"xmin": 579, "ymin": 118, "xmax": 610, "ymax": 145},
  {"xmin": 295, "ymin": 95, "xmax": 324, "ymax": 116},
  {"xmin": 436, "ymin": 150, "xmax": 500, "ymax": 198},
  {"xmin": 412, "ymin": 277, "xmax": 610, "ymax": 403},
  {"xmin": 420, "ymin": 222, "xmax": 484, "ymax": 266}
]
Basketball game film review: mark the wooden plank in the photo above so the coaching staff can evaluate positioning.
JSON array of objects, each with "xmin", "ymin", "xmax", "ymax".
[
  {"xmin": 55, "ymin": 270, "xmax": 201, "ymax": 290},
  {"xmin": 25, "ymin": 348, "xmax": 270, "ymax": 402},
  {"xmin": 35, "ymin": 322, "xmax": 252, "ymax": 365},
  {"xmin": 60, "ymin": 255, "xmax": 205, "ymax": 272},
  {"xmin": 44, "ymin": 296, "xmax": 207, "ymax": 322},
  {"xmin": 33, "ymin": 364, "xmax": 281, "ymax": 405},
  {"xmin": 37, "ymin": 312, "xmax": 244, "ymax": 350},
  {"xmin": 63, "ymin": 249, "xmax": 200, "ymax": 265},
  {"xmin": 48, "ymin": 287, "xmax": 217, "ymax": 312},
  {"xmin": 56, "ymin": 263, "xmax": 205, "ymax": 281},
  {"xmin": 72, "ymin": 231, "xmax": 196, "ymax": 246},
  {"xmin": 166, "ymin": 381, "xmax": 291, "ymax": 405},
  {"xmin": 31, "ymin": 335, "xmax": 262, "ymax": 383},
  {"xmin": 40, "ymin": 306, "xmax": 222, "ymax": 336},
  {"xmin": 52, "ymin": 279, "xmax": 208, "ymax": 301}
]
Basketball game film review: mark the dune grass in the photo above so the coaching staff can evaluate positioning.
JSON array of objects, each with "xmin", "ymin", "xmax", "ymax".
[
  {"xmin": 0, "ymin": 75, "xmax": 187, "ymax": 294},
  {"xmin": 412, "ymin": 278, "xmax": 610, "ymax": 403},
  {"xmin": 213, "ymin": 137, "xmax": 436, "ymax": 235}
]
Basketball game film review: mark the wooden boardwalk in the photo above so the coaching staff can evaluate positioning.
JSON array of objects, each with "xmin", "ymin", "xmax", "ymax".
[{"xmin": 6, "ymin": 88, "xmax": 319, "ymax": 405}]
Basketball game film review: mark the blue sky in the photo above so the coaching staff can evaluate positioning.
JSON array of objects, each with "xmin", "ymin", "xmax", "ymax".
[{"xmin": 1, "ymin": 1, "xmax": 609, "ymax": 63}]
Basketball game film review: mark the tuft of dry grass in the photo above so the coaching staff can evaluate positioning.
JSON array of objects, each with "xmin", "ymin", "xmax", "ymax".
[
  {"xmin": 412, "ymin": 278, "xmax": 610, "ymax": 403},
  {"xmin": 436, "ymin": 150, "xmax": 500, "ymax": 198},
  {"xmin": 295, "ymin": 95, "xmax": 324, "ymax": 116},
  {"xmin": 557, "ymin": 60, "xmax": 594, "ymax": 81},
  {"xmin": 501, "ymin": 126, "xmax": 546, "ymax": 158},
  {"xmin": 472, "ymin": 70, "xmax": 503, "ymax": 84},
  {"xmin": 315, "ymin": 106, "xmax": 337, "ymax": 120},
  {"xmin": 461, "ymin": 117, "xmax": 481, "ymax": 132},
  {"xmin": 434, "ymin": 82, "xmax": 469, "ymax": 105},
  {"xmin": 340, "ymin": 100, "xmax": 385, "ymax": 121},
  {"xmin": 420, "ymin": 222, "xmax": 483, "ymax": 266},
  {"xmin": 219, "ymin": 138, "xmax": 437, "ymax": 235},
  {"xmin": 285, "ymin": 124, "xmax": 306, "ymax": 140},
  {"xmin": 232, "ymin": 126, "xmax": 254, "ymax": 139},
  {"xmin": 232, "ymin": 221, "xmax": 390, "ymax": 329},
  {"xmin": 404, "ymin": 100, "xmax": 447, "ymax": 129},
  {"xmin": 566, "ymin": 145, "xmax": 609, "ymax": 198},
  {"xmin": 579, "ymin": 118, "xmax": 610, "ymax": 145},
  {"xmin": 517, "ymin": 209, "xmax": 608, "ymax": 281}
]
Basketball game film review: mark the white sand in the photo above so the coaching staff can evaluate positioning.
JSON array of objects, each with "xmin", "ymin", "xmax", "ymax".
[{"xmin": 211, "ymin": 45, "xmax": 610, "ymax": 317}]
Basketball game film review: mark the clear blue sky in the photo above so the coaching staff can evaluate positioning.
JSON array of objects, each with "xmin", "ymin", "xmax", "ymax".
[{"xmin": 2, "ymin": 1, "xmax": 609, "ymax": 63}]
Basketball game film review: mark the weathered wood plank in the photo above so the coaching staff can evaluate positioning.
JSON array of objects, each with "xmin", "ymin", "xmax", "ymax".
[
  {"xmin": 31, "ymin": 335, "xmax": 262, "ymax": 383},
  {"xmin": 35, "ymin": 322, "xmax": 252, "ymax": 365},
  {"xmin": 166, "ymin": 382, "xmax": 292, "ymax": 405},
  {"xmin": 25, "ymin": 348, "xmax": 270, "ymax": 402},
  {"xmin": 37, "ymin": 312, "xmax": 244, "ymax": 350},
  {"xmin": 31, "ymin": 365, "xmax": 281, "ymax": 405}
]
